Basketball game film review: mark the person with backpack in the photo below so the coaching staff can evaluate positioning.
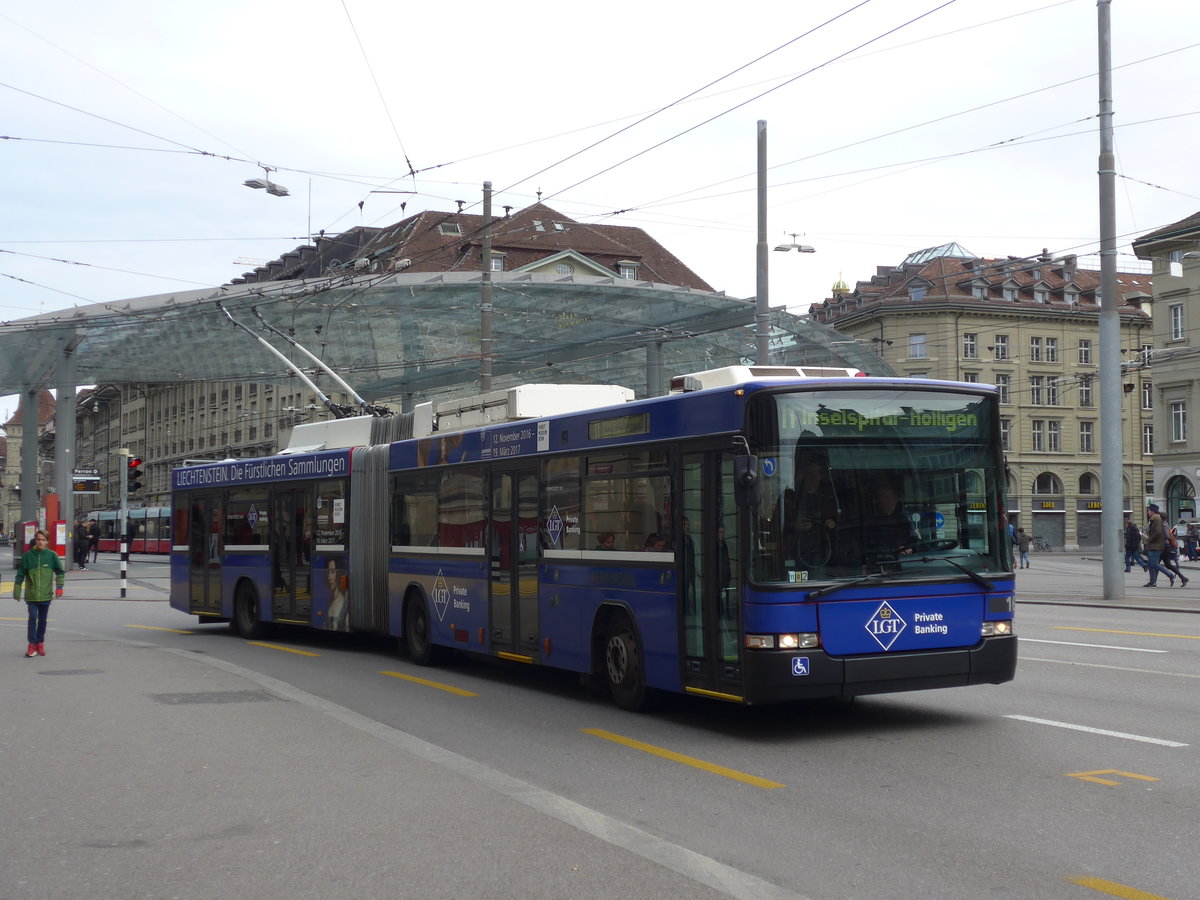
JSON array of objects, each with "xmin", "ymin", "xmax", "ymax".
[{"xmin": 13, "ymin": 529, "xmax": 65, "ymax": 657}]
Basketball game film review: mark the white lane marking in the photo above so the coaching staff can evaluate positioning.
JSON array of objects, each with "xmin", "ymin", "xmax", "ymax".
[
  {"xmin": 1022, "ymin": 656, "xmax": 1200, "ymax": 679},
  {"xmin": 1004, "ymin": 714, "xmax": 1188, "ymax": 747},
  {"xmin": 1021, "ymin": 638, "xmax": 1166, "ymax": 653}
]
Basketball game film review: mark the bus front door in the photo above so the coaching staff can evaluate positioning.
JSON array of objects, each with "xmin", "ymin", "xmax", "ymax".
[
  {"xmin": 681, "ymin": 452, "xmax": 743, "ymax": 700},
  {"xmin": 188, "ymin": 496, "xmax": 222, "ymax": 615},
  {"xmin": 270, "ymin": 489, "xmax": 313, "ymax": 623},
  {"xmin": 489, "ymin": 466, "xmax": 540, "ymax": 661}
]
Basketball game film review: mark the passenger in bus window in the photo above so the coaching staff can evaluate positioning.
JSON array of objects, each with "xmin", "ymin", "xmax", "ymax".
[
  {"xmin": 642, "ymin": 533, "xmax": 666, "ymax": 552},
  {"xmin": 787, "ymin": 451, "xmax": 837, "ymax": 567},
  {"xmin": 595, "ymin": 532, "xmax": 615, "ymax": 551}
]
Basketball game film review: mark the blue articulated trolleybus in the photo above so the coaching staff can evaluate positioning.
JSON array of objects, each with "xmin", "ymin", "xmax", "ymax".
[{"xmin": 170, "ymin": 366, "xmax": 1016, "ymax": 710}]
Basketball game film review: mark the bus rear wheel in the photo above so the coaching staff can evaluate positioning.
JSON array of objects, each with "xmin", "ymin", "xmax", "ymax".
[
  {"xmin": 231, "ymin": 583, "xmax": 264, "ymax": 639},
  {"xmin": 404, "ymin": 594, "xmax": 448, "ymax": 666},
  {"xmin": 604, "ymin": 623, "xmax": 652, "ymax": 711}
]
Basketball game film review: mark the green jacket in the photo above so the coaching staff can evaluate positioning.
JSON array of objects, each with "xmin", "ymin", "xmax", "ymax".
[{"xmin": 13, "ymin": 547, "xmax": 65, "ymax": 603}]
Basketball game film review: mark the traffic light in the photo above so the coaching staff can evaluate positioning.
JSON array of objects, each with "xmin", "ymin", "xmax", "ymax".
[{"xmin": 127, "ymin": 457, "xmax": 143, "ymax": 494}]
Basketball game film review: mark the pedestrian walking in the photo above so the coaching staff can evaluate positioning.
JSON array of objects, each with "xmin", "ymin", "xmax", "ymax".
[
  {"xmin": 1141, "ymin": 504, "xmax": 1177, "ymax": 587},
  {"xmin": 1016, "ymin": 528, "xmax": 1032, "ymax": 569},
  {"xmin": 13, "ymin": 529, "xmax": 65, "ymax": 657},
  {"xmin": 88, "ymin": 518, "xmax": 100, "ymax": 563},
  {"xmin": 1162, "ymin": 525, "xmax": 1189, "ymax": 587},
  {"xmin": 1124, "ymin": 516, "xmax": 1149, "ymax": 573}
]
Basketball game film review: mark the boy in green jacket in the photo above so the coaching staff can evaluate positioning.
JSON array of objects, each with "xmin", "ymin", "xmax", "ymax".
[{"xmin": 13, "ymin": 529, "xmax": 65, "ymax": 658}]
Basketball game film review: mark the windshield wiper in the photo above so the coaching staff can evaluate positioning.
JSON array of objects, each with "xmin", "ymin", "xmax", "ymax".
[
  {"xmin": 920, "ymin": 555, "xmax": 994, "ymax": 590},
  {"xmin": 806, "ymin": 572, "xmax": 888, "ymax": 600}
]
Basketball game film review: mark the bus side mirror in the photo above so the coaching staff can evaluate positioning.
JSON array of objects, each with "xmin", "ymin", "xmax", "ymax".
[{"xmin": 733, "ymin": 455, "xmax": 759, "ymax": 507}]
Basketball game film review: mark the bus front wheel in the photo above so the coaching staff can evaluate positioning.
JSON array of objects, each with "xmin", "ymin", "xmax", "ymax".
[
  {"xmin": 231, "ymin": 583, "xmax": 264, "ymax": 639},
  {"xmin": 604, "ymin": 623, "xmax": 651, "ymax": 711}
]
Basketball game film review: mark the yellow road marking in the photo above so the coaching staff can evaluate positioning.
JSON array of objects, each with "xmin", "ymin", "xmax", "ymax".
[
  {"xmin": 247, "ymin": 641, "xmax": 320, "ymax": 657},
  {"xmin": 1069, "ymin": 875, "xmax": 1174, "ymax": 899},
  {"xmin": 125, "ymin": 624, "xmax": 194, "ymax": 635},
  {"xmin": 380, "ymin": 670, "xmax": 478, "ymax": 696},
  {"xmin": 582, "ymin": 728, "xmax": 785, "ymax": 789},
  {"xmin": 1067, "ymin": 769, "xmax": 1160, "ymax": 787},
  {"xmin": 1055, "ymin": 626, "xmax": 1200, "ymax": 640}
]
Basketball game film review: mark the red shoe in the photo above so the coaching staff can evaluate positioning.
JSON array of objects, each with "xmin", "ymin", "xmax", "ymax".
[
  {"xmin": 24, "ymin": 644, "xmax": 37, "ymax": 658},
  {"xmin": 36, "ymin": 643, "xmax": 46, "ymax": 656}
]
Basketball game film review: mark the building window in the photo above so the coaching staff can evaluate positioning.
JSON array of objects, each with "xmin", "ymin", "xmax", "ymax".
[
  {"xmin": 1142, "ymin": 381, "xmax": 1153, "ymax": 410},
  {"xmin": 1029, "ymin": 337, "xmax": 1043, "ymax": 362},
  {"xmin": 962, "ymin": 372, "xmax": 979, "ymax": 383},
  {"xmin": 1079, "ymin": 422, "xmax": 1094, "ymax": 453},
  {"xmin": 1046, "ymin": 378, "xmax": 1059, "ymax": 406},
  {"xmin": 992, "ymin": 335, "xmax": 1009, "ymax": 360},
  {"xmin": 618, "ymin": 262, "xmax": 638, "ymax": 279},
  {"xmin": 555, "ymin": 263, "xmax": 574, "ymax": 276},
  {"xmin": 1035, "ymin": 472, "xmax": 1062, "ymax": 494},
  {"xmin": 996, "ymin": 374, "xmax": 1011, "ymax": 404},
  {"xmin": 1000, "ymin": 418, "xmax": 1011, "ymax": 451},
  {"xmin": 1032, "ymin": 420, "xmax": 1045, "ymax": 452},
  {"xmin": 1143, "ymin": 424, "xmax": 1154, "ymax": 455},
  {"xmin": 1030, "ymin": 376, "xmax": 1044, "ymax": 405},
  {"xmin": 1003, "ymin": 286, "xmax": 1018, "ymax": 302},
  {"xmin": 488, "ymin": 254, "xmax": 505, "ymax": 272},
  {"xmin": 908, "ymin": 333, "xmax": 927, "ymax": 359},
  {"xmin": 1034, "ymin": 289, "xmax": 1049, "ymax": 304},
  {"xmin": 973, "ymin": 284, "xmax": 987, "ymax": 299},
  {"xmin": 1171, "ymin": 304, "xmax": 1185, "ymax": 341},
  {"xmin": 1171, "ymin": 400, "xmax": 1187, "ymax": 443},
  {"xmin": 1047, "ymin": 420, "xmax": 1061, "ymax": 452},
  {"xmin": 439, "ymin": 223, "xmax": 462, "ymax": 235},
  {"xmin": 1078, "ymin": 339, "xmax": 1092, "ymax": 365},
  {"xmin": 1045, "ymin": 337, "xmax": 1059, "ymax": 362},
  {"xmin": 1079, "ymin": 378, "xmax": 1093, "ymax": 408},
  {"xmin": 909, "ymin": 285, "xmax": 926, "ymax": 302},
  {"xmin": 962, "ymin": 333, "xmax": 978, "ymax": 359}
]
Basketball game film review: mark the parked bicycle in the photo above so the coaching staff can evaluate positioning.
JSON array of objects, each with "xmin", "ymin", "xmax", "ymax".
[{"xmin": 1031, "ymin": 535, "xmax": 1052, "ymax": 552}]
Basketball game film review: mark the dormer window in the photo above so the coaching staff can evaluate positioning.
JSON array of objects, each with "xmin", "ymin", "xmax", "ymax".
[
  {"xmin": 973, "ymin": 284, "xmax": 987, "ymax": 299},
  {"xmin": 908, "ymin": 284, "xmax": 926, "ymax": 302},
  {"xmin": 617, "ymin": 260, "xmax": 639, "ymax": 280},
  {"xmin": 1064, "ymin": 287, "xmax": 1080, "ymax": 306},
  {"xmin": 488, "ymin": 252, "xmax": 506, "ymax": 272},
  {"xmin": 553, "ymin": 222, "xmax": 566, "ymax": 232},
  {"xmin": 1003, "ymin": 286, "xmax": 1018, "ymax": 302},
  {"xmin": 439, "ymin": 223, "xmax": 462, "ymax": 236},
  {"xmin": 1034, "ymin": 289, "xmax": 1049, "ymax": 304}
]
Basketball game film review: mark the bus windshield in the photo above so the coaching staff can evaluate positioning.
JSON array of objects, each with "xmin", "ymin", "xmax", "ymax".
[{"xmin": 747, "ymin": 386, "xmax": 1007, "ymax": 585}]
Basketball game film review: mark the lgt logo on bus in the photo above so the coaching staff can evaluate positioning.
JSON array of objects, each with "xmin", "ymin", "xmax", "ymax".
[
  {"xmin": 432, "ymin": 570, "xmax": 451, "ymax": 622},
  {"xmin": 865, "ymin": 601, "xmax": 907, "ymax": 651}
]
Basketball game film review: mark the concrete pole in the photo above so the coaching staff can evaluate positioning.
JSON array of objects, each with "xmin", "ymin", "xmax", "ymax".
[
  {"xmin": 1097, "ymin": 0, "xmax": 1124, "ymax": 599},
  {"xmin": 645, "ymin": 341, "xmax": 665, "ymax": 398},
  {"xmin": 755, "ymin": 120, "xmax": 770, "ymax": 365},
  {"xmin": 20, "ymin": 387, "xmax": 38, "ymax": 524},
  {"xmin": 480, "ymin": 181, "xmax": 494, "ymax": 393},
  {"xmin": 55, "ymin": 342, "xmax": 77, "ymax": 538}
]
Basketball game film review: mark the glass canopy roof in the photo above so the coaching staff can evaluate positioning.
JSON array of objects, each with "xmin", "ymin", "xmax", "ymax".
[{"xmin": 0, "ymin": 272, "xmax": 893, "ymax": 404}]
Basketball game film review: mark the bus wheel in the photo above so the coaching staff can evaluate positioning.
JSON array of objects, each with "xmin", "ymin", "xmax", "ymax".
[
  {"xmin": 231, "ymin": 583, "xmax": 264, "ymax": 639},
  {"xmin": 604, "ymin": 623, "xmax": 650, "ymax": 711},
  {"xmin": 404, "ymin": 594, "xmax": 448, "ymax": 666}
]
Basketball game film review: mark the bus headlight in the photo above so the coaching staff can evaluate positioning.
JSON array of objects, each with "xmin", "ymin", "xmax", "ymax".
[
  {"xmin": 981, "ymin": 620, "xmax": 1013, "ymax": 637},
  {"xmin": 746, "ymin": 633, "xmax": 819, "ymax": 650}
]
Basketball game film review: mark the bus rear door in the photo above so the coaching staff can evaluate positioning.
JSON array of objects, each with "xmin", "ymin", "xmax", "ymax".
[
  {"xmin": 681, "ymin": 451, "xmax": 744, "ymax": 701},
  {"xmin": 187, "ymin": 496, "xmax": 222, "ymax": 615},
  {"xmin": 489, "ymin": 465, "xmax": 540, "ymax": 661}
]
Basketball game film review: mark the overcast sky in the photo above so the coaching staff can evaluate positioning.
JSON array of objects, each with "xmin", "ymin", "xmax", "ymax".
[{"xmin": 2, "ymin": 0, "xmax": 1198, "ymax": 423}]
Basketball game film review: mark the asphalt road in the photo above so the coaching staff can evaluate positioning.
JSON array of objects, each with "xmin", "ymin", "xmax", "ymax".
[{"xmin": 2, "ymin": 553, "xmax": 1197, "ymax": 899}]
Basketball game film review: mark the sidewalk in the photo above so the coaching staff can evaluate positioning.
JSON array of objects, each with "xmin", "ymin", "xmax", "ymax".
[
  {"xmin": 1014, "ymin": 552, "xmax": 1200, "ymax": 614},
  {"xmin": 3, "ymin": 553, "xmax": 168, "ymax": 603}
]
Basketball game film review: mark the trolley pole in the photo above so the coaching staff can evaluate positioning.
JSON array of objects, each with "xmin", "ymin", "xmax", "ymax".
[
  {"xmin": 755, "ymin": 120, "xmax": 770, "ymax": 365},
  {"xmin": 118, "ymin": 448, "xmax": 129, "ymax": 599}
]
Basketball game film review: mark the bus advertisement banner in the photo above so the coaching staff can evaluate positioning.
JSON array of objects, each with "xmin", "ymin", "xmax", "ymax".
[{"xmin": 171, "ymin": 450, "xmax": 351, "ymax": 491}]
